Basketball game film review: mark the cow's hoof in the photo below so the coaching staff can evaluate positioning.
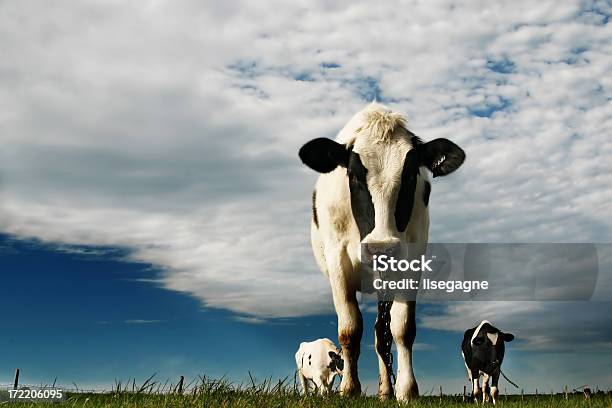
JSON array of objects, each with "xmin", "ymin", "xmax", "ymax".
[
  {"xmin": 378, "ymin": 379, "xmax": 393, "ymax": 400},
  {"xmin": 340, "ymin": 388, "xmax": 361, "ymax": 397},
  {"xmin": 340, "ymin": 380, "xmax": 361, "ymax": 397},
  {"xmin": 378, "ymin": 391, "xmax": 393, "ymax": 401},
  {"xmin": 396, "ymin": 382, "xmax": 419, "ymax": 402}
]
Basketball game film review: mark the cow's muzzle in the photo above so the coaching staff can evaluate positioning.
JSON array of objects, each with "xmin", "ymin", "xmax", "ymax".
[{"xmin": 361, "ymin": 241, "xmax": 403, "ymax": 261}]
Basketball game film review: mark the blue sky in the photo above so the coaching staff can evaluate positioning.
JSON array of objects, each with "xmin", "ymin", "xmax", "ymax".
[
  {"xmin": 1, "ymin": 235, "xmax": 611, "ymax": 393},
  {"xmin": 0, "ymin": 234, "xmax": 333, "ymax": 389},
  {"xmin": 1, "ymin": 0, "xmax": 611, "ymax": 395}
]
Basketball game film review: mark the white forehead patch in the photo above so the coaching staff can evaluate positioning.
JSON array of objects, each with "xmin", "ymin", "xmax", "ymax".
[
  {"xmin": 487, "ymin": 332, "xmax": 499, "ymax": 345},
  {"xmin": 357, "ymin": 109, "xmax": 407, "ymax": 143},
  {"xmin": 352, "ymin": 109, "xmax": 413, "ymax": 203},
  {"xmin": 471, "ymin": 320, "xmax": 491, "ymax": 343}
]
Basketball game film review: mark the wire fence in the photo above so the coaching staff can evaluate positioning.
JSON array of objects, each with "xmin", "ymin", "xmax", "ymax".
[{"xmin": 0, "ymin": 373, "xmax": 190, "ymax": 396}]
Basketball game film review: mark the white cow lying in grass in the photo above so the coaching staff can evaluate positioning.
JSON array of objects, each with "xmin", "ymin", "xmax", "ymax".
[{"xmin": 295, "ymin": 338, "xmax": 344, "ymax": 395}]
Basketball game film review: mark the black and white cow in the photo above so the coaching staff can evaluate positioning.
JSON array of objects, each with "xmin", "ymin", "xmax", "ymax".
[
  {"xmin": 462, "ymin": 320, "xmax": 515, "ymax": 404},
  {"xmin": 295, "ymin": 338, "xmax": 344, "ymax": 395},
  {"xmin": 299, "ymin": 103, "xmax": 465, "ymax": 400}
]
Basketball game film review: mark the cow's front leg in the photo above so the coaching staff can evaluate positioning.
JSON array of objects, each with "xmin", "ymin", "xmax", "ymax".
[
  {"xmin": 490, "ymin": 371, "xmax": 500, "ymax": 405},
  {"xmin": 314, "ymin": 376, "xmax": 328, "ymax": 396},
  {"xmin": 482, "ymin": 374, "xmax": 490, "ymax": 403},
  {"xmin": 390, "ymin": 300, "xmax": 418, "ymax": 401},
  {"xmin": 471, "ymin": 369, "xmax": 481, "ymax": 404},
  {"xmin": 332, "ymin": 286, "xmax": 362, "ymax": 397},
  {"xmin": 327, "ymin": 249, "xmax": 362, "ymax": 397}
]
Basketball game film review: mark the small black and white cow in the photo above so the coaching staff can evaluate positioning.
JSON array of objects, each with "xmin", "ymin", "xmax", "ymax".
[
  {"xmin": 462, "ymin": 320, "xmax": 514, "ymax": 404},
  {"xmin": 295, "ymin": 338, "xmax": 344, "ymax": 395}
]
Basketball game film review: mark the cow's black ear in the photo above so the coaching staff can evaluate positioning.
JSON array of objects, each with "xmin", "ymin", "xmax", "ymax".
[
  {"xmin": 299, "ymin": 138, "xmax": 350, "ymax": 173},
  {"xmin": 472, "ymin": 336, "xmax": 485, "ymax": 346},
  {"xmin": 502, "ymin": 332, "xmax": 515, "ymax": 342},
  {"xmin": 419, "ymin": 138, "xmax": 465, "ymax": 178}
]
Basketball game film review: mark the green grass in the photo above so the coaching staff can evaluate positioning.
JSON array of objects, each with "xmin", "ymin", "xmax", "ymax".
[
  {"xmin": 7, "ymin": 393, "xmax": 612, "ymax": 408},
  {"xmin": 2, "ymin": 377, "xmax": 611, "ymax": 407}
]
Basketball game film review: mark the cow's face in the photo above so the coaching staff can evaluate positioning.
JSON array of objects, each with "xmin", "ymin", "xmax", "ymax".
[
  {"xmin": 327, "ymin": 350, "xmax": 344, "ymax": 375},
  {"xmin": 299, "ymin": 132, "xmax": 464, "ymax": 247},
  {"xmin": 471, "ymin": 323, "xmax": 514, "ymax": 372}
]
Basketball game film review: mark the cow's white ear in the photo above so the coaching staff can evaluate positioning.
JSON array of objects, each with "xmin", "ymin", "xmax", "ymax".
[
  {"xmin": 502, "ymin": 332, "xmax": 515, "ymax": 342},
  {"xmin": 419, "ymin": 138, "xmax": 465, "ymax": 178},
  {"xmin": 299, "ymin": 138, "xmax": 350, "ymax": 173}
]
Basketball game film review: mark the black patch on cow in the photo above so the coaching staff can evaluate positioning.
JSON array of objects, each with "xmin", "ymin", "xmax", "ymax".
[
  {"xmin": 327, "ymin": 351, "xmax": 344, "ymax": 372},
  {"xmin": 348, "ymin": 151, "xmax": 375, "ymax": 239},
  {"xmin": 462, "ymin": 322, "xmax": 514, "ymax": 377},
  {"xmin": 395, "ymin": 148, "xmax": 419, "ymax": 232},
  {"xmin": 422, "ymin": 181, "xmax": 431, "ymax": 207},
  {"xmin": 308, "ymin": 354, "xmax": 312, "ymax": 365},
  {"xmin": 312, "ymin": 190, "xmax": 319, "ymax": 228},
  {"xmin": 299, "ymin": 138, "xmax": 349, "ymax": 173}
]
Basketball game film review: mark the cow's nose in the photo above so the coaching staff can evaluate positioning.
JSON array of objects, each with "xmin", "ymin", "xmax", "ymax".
[{"xmin": 365, "ymin": 242, "xmax": 401, "ymax": 259}]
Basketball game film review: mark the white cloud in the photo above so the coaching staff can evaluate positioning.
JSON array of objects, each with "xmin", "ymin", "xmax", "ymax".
[
  {"xmin": 0, "ymin": 0, "xmax": 610, "ymax": 336},
  {"xmin": 124, "ymin": 319, "xmax": 164, "ymax": 324},
  {"xmin": 233, "ymin": 316, "xmax": 267, "ymax": 325}
]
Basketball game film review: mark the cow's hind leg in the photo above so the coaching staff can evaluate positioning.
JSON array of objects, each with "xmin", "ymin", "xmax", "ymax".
[
  {"xmin": 298, "ymin": 370, "xmax": 309, "ymax": 395},
  {"xmin": 327, "ymin": 247, "xmax": 362, "ymax": 397},
  {"xmin": 390, "ymin": 300, "xmax": 418, "ymax": 401},
  {"xmin": 375, "ymin": 301, "xmax": 394, "ymax": 399}
]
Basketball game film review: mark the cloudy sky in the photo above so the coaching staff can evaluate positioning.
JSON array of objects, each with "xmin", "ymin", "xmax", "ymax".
[{"xmin": 1, "ymin": 0, "xmax": 611, "ymax": 393}]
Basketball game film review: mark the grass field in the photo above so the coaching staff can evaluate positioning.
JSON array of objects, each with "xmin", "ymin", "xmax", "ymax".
[
  {"xmin": 3, "ymin": 394, "xmax": 611, "ymax": 408},
  {"xmin": 2, "ymin": 377, "xmax": 611, "ymax": 408}
]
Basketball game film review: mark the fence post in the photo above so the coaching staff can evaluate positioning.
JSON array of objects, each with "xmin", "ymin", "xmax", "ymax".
[
  {"xmin": 439, "ymin": 385, "xmax": 442, "ymax": 403},
  {"xmin": 177, "ymin": 376, "xmax": 184, "ymax": 395},
  {"xmin": 463, "ymin": 385, "xmax": 466, "ymax": 402},
  {"xmin": 13, "ymin": 369, "xmax": 20, "ymax": 390},
  {"xmin": 521, "ymin": 388, "xmax": 524, "ymax": 401}
]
